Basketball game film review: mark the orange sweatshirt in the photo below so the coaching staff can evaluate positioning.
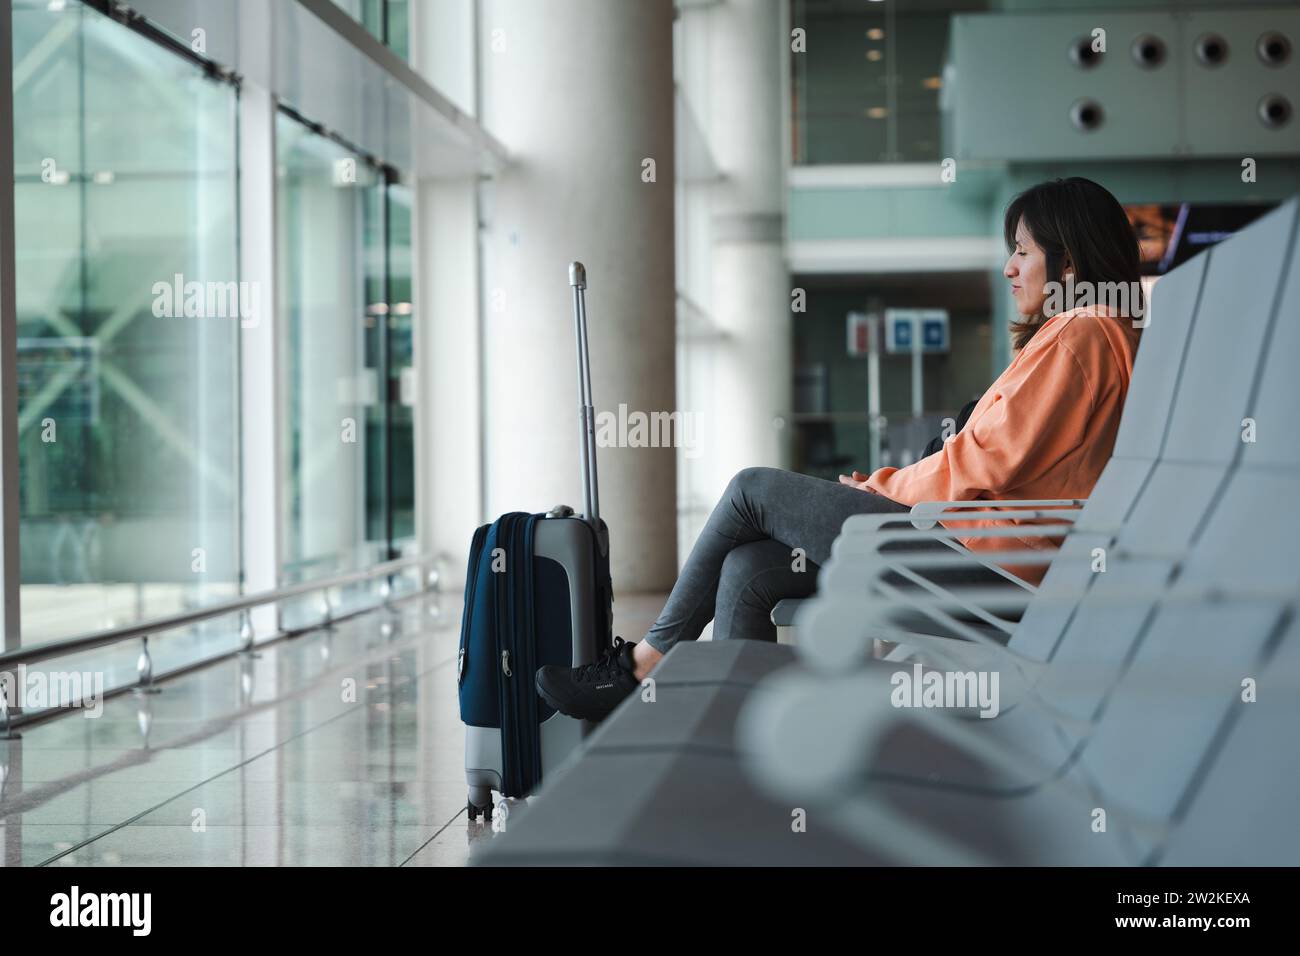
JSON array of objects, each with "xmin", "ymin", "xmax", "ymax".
[{"xmin": 864, "ymin": 306, "xmax": 1141, "ymax": 586}]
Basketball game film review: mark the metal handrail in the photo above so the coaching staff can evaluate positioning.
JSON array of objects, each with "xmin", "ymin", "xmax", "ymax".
[{"xmin": 0, "ymin": 553, "xmax": 430, "ymax": 670}]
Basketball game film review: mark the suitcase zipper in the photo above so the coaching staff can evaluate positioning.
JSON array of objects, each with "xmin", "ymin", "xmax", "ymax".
[{"xmin": 501, "ymin": 650, "xmax": 512, "ymax": 677}]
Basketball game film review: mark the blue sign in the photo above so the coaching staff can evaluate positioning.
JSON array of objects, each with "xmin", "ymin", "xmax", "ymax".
[
  {"xmin": 922, "ymin": 318, "xmax": 947, "ymax": 350},
  {"xmin": 884, "ymin": 309, "xmax": 949, "ymax": 355}
]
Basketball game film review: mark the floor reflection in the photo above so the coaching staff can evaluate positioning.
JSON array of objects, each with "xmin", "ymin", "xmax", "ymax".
[{"xmin": 0, "ymin": 590, "xmax": 667, "ymax": 867}]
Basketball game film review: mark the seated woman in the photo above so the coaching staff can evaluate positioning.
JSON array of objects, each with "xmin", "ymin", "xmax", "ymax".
[{"xmin": 537, "ymin": 176, "xmax": 1145, "ymax": 722}]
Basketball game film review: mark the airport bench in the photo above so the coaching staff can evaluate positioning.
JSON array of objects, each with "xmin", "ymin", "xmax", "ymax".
[{"xmin": 744, "ymin": 196, "xmax": 1300, "ymax": 864}]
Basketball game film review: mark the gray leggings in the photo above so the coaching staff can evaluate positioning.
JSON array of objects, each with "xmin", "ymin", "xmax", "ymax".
[{"xmin": 642, "ymin": 466, "xmax": 1010, "ymax": 653}]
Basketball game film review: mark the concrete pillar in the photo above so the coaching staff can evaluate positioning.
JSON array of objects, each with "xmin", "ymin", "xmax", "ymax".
[
  {"xmin": 702, "ymin": 0, "xmax": 791, "ymax": 500},
  {"xmin": 415, "ymin": 177, "xmax": 482, "ymax": 587},
  {"xmin": 479, "ymin": 0, "xmax": 677, "ymax": 591}
]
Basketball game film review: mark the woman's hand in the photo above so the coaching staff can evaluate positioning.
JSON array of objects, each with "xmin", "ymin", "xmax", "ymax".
[{"xmin": 838, "ymin": 470, "xmax": 877, "ymax": 492}]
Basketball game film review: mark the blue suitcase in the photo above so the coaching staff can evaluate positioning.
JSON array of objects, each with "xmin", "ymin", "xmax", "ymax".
[{"xmin": 457, "ymin": 263, "xmax": 613, "ymax": 820}]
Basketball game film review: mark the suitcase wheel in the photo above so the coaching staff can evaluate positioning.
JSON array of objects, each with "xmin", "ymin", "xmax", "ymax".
[{"xmin": 467, "ymin": 799, "xmax": 493, "ymax": 822}]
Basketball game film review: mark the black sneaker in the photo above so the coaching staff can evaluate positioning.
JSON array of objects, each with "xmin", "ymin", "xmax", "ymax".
[{"xmin": 535, "ymin": 637, "xmax": 640, "ymax": 723}]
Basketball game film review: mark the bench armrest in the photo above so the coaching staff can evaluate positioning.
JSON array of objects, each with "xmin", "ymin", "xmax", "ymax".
[
  {"xmin": 841, "ymin": 498, "xmax": 1085, "ymax": 535},
  {"xmin": 770, "ymin": 598, "xmax": 803, "ymax": 627}
]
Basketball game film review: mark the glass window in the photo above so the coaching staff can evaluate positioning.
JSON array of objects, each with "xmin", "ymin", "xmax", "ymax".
[
  {"xmin": 791, "ymin": 0, "xmax": 990, "ymax": 164},
  {"xmin": 330, "ymin": 0, "xmax": 408, "ymax": 59},
  {"xmin": 387, "ymin": 0, "xmax": 410, "ymax": 61},
  {"xmin": 277, "ymin": 113, "xmax": 401, "ymax": 623},
  {"xmin": 12, "ymin": 1, "xmax": 241, "ymax": 648},
  {"xmin": 386, "ymin": 185, "xmax": 415, "ymax": 549},
  {"xmin": 276, "ymin": 116, "xmax": 418, "ymax": 622}
]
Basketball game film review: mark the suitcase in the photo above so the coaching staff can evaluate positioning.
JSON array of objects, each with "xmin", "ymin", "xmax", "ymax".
[{"xmin": 457, "ymin": 261, "xmax": 614, "ymax": 820}]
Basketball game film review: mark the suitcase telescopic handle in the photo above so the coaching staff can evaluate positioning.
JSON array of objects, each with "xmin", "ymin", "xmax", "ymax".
[{"xmin": 569, "ymin": 262, "xmax": 600, "ymax": 527}]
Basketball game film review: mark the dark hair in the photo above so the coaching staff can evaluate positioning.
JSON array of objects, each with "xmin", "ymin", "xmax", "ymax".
[{"xmin": 1003, "ymin": 177, "xmax": 1143, "ymax": 350}]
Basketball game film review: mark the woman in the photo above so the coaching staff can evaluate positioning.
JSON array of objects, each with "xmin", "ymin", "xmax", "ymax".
[{"xmin": 537, "ymin": 177, "xmax": 1144, "ymax": 722}]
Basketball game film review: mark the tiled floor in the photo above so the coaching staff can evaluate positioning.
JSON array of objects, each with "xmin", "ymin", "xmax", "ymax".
[{"xmin": 0, "ymin": 590, "xmax": 668, "ymax": 867}]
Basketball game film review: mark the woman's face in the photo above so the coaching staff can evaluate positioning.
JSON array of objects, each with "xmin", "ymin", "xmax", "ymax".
[{"xmin": 1004, "ymin": 218, "xmax": 1051, "ymax": 316}]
